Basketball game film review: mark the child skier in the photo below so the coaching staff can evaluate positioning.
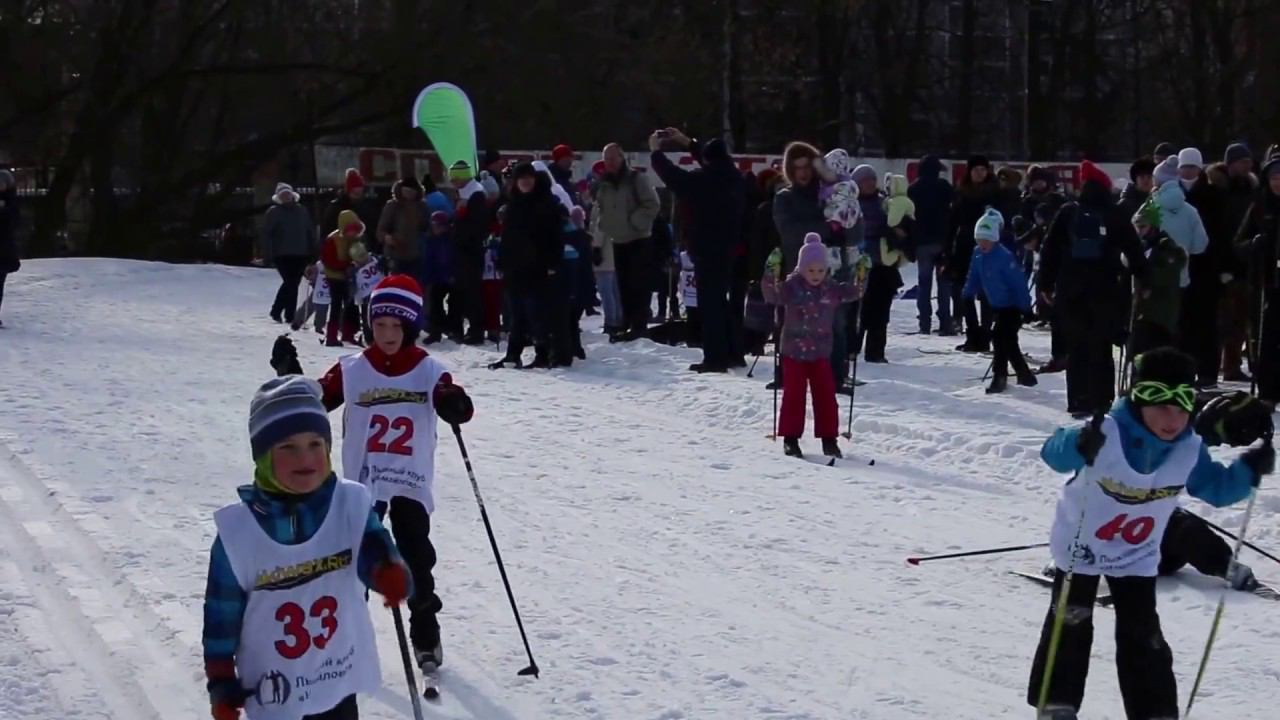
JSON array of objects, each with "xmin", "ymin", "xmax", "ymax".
[
  {"xmin": 962, "ymin": 208, "xmax": 1036, "ymax": 393},
  {"xmin": 350, "ymin": 241, "xmax": 383, "ymax": 346},
  {"xmin": 202, "ymin": 376, "xmax": 411, "ymax": 720},
  {"xmin": 763, "ymin": 233, "xmax": 864, "ymax": 459},
  {"xmin": 269, "ymin": 274, "xmax": 474, "ymax": 678},
  {"xmin": 1028, "ymin": 346, "xmax": 1272, "ymax": 720},
  {"xmin": 292, "ymin": 261, "xmax": 329, "ymax": 334}
]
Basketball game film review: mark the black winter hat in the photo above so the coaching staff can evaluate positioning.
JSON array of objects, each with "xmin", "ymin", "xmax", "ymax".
[
  {"xmin": 1129, "ymin": 157, "xmax": 1156, "ymax": 182},
  {"xmin": 511, "ymin": 161, "xmax": 537, "ymax": 180},
  {"xmin": 1131, "ymin": 346, "xmax": 1197, "ymax": 404},
  {"xmin": 1153, "ymin": 142, "xmax": 1177, "ymax": 159},
  {"xmin": 400, "ymin": 175, "xmax": 423, "ymax": 193},
  {"xmin": 967, "ymin": 155, "xmax": 991, "ymax": 170}
]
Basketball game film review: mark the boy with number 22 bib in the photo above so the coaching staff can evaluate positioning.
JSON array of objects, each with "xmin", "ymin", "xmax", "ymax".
[
  {"xmin": 203, "ymin": 376, "xmax": 412, "ymax": 719},
  {"xmin": 270, "ymin": 274, "xmax": 474, "ymax": 677},
  {"xmin": 1028, "ymin": 347, "xmax": 1272, "ymax": 720}
]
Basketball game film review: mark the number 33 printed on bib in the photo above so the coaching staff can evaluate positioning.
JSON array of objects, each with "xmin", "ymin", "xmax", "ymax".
[{"xmin": 274, "ymin": 595, "xmax": 339, "ymax": 660}]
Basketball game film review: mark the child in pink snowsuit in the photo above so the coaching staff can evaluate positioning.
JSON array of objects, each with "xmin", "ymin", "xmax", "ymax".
[{"xmin": 763, "ymin": 232, "xmax": 864, "ymax": 458}]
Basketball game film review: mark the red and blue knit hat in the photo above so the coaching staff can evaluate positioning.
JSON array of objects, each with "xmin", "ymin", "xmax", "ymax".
[{"xmin": 370, "ymin": 274, "xmax": 424, "ymax": 329}]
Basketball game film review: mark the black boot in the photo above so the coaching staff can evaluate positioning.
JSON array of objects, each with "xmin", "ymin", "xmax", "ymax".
[
  {"xmin": 528, "ymin": 347, "xmax": 552, "ymax": 369},
  {"xmin": 462, "ymin": 329, "xmax": 485, "ymax": 346},
  {"xmin": 986, "ymin": 375, "xmax": 1008, "ymax": 394},
  {"xmin": 783, "ymin": 437, "xmax": 802, "ymax": 457},
  {"xmin": 821, "ymin": 438, "xmax": 843, "ymax": 458},
  {"xmin": 1017, "ymin": 372, "xmax": 1039, "ymax": 387}
]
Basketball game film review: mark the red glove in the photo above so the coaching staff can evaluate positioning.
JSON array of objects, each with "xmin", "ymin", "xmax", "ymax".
[
  {"xmin": 371, "ymin": 561, "xmax": 411, "ymax": 607},
  {"xmin": 206, "ymin": 659, "xmax": 245, "ymax": 720}
]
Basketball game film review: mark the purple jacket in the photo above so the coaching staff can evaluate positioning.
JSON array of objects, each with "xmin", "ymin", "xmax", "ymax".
[{"xmin": 762, "ymin": 273, "xmax": 863, "ymax": 361}]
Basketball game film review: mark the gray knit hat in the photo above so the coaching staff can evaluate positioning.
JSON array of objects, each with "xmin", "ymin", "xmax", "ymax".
[
  {"xmin": 249, "ymin": 376, "xmax": 332, "ymax": 459},
  {"xmin": 1224, "ymin": 143, "xmax": 1252, "ymax": 166}
]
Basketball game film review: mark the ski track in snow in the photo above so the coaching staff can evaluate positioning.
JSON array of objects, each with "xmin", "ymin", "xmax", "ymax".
[{"xmin": 0, "ymin": 258, "xmax": 1278, "ymax": 719}]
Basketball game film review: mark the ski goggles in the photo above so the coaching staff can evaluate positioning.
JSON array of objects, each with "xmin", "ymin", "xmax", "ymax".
[{"xmin": 1131, "ymin": 380, "xmax": 1196, "ymax": 413}]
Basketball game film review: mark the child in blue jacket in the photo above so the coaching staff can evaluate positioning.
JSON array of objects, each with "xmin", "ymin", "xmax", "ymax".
[
  {"xmin": 1027, "ymin": 347, "xmax": 1272, "ymax": 720},
  {"xmin": 963, "ymin": 208, "xmax": 1035, "ymax": 393}
]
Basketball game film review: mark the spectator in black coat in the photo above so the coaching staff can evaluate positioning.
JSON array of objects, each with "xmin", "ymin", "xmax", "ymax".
[
  {"xmin": 1019, "ymin": 164, "xmax": 1070, "ymax": 371},
  {"xmin": 490, "ymin": 163, "xmax": 564, "ymax": 369},
  {"xmin": 1176, "ymin": 148, "xmax": 1233, "ymax": 387},
  {"xmin": 947, "ymin": 156, "xmax": 1000, "ymax": 351},
  {"xmin": 908, "ymin": 155, "xmax": 955, "ymax": 335},
  {"xmin": 649, "ymin": 128, "xmax": 747, "ymax": 373},
  {"xmin": 772, "ymin": 142, "xmax": 829, "ymax": 274},
  {"xmin": 1038, "ymin": 160, "xmax": 1147, "ymax": 415},
  {"xmin": 0, "ymin": 169, "xmax": 18, "ymax": 326},
  {"xmin": 1233, "ymin": 156, "xmax": 1280, "ymax": 402}
]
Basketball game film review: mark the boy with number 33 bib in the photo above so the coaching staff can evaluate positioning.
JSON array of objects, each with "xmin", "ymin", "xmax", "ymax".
[
  {"xmin": 203, "ymin": 376, "xmax": 412, "ymax": 719},
  {"xmin": 1027, "ymin": 347, "xmax": 1273, "ymax": 720},
  {"xmin": 268, "ymin": 274, "xmax": 474, "ymax": 677}
]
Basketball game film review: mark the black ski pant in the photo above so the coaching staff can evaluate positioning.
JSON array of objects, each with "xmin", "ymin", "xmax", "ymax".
[
  {"xmin": 991, "ymin": 308, "xmax": 1031, "ymax": 379},
  {"xmin": 454, "ymin": 260, "xmax": 485, "ymax": 338},
  {"xmin": 1178, "ymin": 277, "xmax": 1221, "ymax": 385},
  {"xmin": 1158, "ymin": 507, "xmax": 1231, "ymax": 578},
  {"xmin": 429, "ymin": 283, "xmax": 461, "ymax": 336},
  {"xmin": 375, "ymin": 496, "xmax": 440, "ymax": 651},
  {"xmin": 1050, "ymin": 302, "xmax": 1067, "ymax": 362},
  {"xmin": 729, "ymin": 255, "xmax": 749, "ymax": 362},
  {"xmin": 0, "ymin": 272, "xmax": 7, "ymax": 315},
  {"xmin": 503, "ymin": 279, "xmax": 549, "ymax": 362},
  {"xmin": 859, "ymin": 266, "xmax": 898, "ymax": 361},
  {"xmin": 1062, "ymin": 294, "xmax": 1118, "ymax": 412},
  {"xmin": 271, "ymin": 255, "xmax": 310, "ymax": 323},
  {"xmin": 613, "ymin": 237, "xmax": 652, "ymax": 335},
  {"xmin": 304, "ymin": 694, "xmax": 358, "ymax": 719},
  {"xmin": 696, "ymin": 264, "xmax": 736, "ymax": 366},
  {"xmin": 1027, "ymin": 570, "xmax": 1176, "ymax": 719}
]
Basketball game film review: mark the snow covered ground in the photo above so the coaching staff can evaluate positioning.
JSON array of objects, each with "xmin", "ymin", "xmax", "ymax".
[{"xmin": 1, "ymin": 258, "xmax": 1278, "ymax": 720}]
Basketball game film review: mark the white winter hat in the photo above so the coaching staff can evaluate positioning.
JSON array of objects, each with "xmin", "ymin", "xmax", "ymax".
[
  {"xmin": 272, "ymin": 182, "xmax": 298, "ymax": 204},
  {"xmin": 1177, "ymin": 148, "xmax": 1203, "ymax": 169}
]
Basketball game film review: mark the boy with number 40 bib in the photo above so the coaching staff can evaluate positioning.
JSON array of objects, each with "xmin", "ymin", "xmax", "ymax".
[
  {"xmin": 203, "ymin": 376, "xmax": 412, "ymax": 719},
  {"xmin": 1028, "ymin": 347, "xmax": 1273, "ymax": 720},
  {"xmin": 269, "ymin": 273, "xmax": 474, "ymax": 678}
]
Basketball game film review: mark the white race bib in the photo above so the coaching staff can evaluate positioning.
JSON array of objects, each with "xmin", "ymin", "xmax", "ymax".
[
  {"xmin": 1050, "ymin": 416, "xmax": 1200, "ymax": 577},
  {"xmin": 354, "ymin": 263, "xmax": 384, "ymax": 303},
  {"xmin": 215, "ymin": 480, "xmax": 381, "ymax": 720},
  {"xmin": 312, "ymin": 276, "xmax": 331, "ymax": 305},
  {"xmin": 340, "ymin": 353, "xmax": 446, "ymax": 509}
]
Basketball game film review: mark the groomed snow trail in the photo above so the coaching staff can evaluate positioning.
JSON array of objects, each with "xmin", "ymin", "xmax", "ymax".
[{"xmin": 0, "ymin": 259, "xmax": 1276, "ymax": 719}]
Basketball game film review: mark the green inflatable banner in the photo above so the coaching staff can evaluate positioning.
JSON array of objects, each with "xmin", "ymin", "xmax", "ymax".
[{"xmin": 411, "ymin": 82, "xmax": 477, "ymax": 176}]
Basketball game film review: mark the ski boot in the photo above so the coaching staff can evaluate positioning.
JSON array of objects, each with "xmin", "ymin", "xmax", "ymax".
[
  {"xmin": 1016, "ymin": 372, "xmax": 1039, "ymax": 387},
  {"xmin": 1227, "ymin": 559, "xmax": 1259, "ymax": 591},
  {"xmin": 783, "ymin": 437, "xmax": 802, "ymax": 458},
  {"xmin": 985, "ymin": 376, "xmax": 1008, "ymax": 394},
  {"xmin": 1037, "ymin": 705, "xmax": 1077, "ymax": 720},
  {"xmin": 821, "ymin": 438, "xmax": 843, "ymax": 458},
  {"xmin": 415, "ymin": 639, "xmax": 444, "ymax": 674}
]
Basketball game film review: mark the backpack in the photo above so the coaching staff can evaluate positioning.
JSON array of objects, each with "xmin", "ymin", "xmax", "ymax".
[{"xmin": 1069, "ymin": 203, "xmax": 1107, "ymax": 261}]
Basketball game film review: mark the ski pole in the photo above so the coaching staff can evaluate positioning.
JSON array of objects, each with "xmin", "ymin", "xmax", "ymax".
[
  {"xmin": 1186, "ymin": 475, "xmax": 1263, "ymax": 716},
  {"xmin": 451, "ymin": 424, "xmax": 540, "ymax": 678},
  {"xmin": 391, "ymin": 604, "xmax": 426, "ymax": 720},
  {"xmin": 982, "ymin": 358, "xmax": 993, "ymax": 382},
  {"xmin": 843, "ymin": 305, "xmax": 861, "ymax": 441},
  {"xmin": 906, "ymin": 542, "xmax": 1049, "ymax": 565},
  {"xmin": 1190, "ymin": 511, "xmax": 1280, "ymax": 566},
  {"xmin": 747, "ymin": 352, "xmax": 761, "ymax": 378}
]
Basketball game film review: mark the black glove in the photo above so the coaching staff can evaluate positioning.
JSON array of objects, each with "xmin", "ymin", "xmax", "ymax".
[
  {"xmin": 1195, "ymin": 391, "xmax": 1274, "ymax": 447},
  {"xmin": 434, "ymin": 383, "xmax": 474, "ymax": 425},
  {"xmin": 1241, "ymin": 443, "xmax": 1275, "ymax": 485},
  {"xmin": 592, "ymin": 246, "xmax": 604, "ymax": 267},
  {"xmin": 270, "ymin": 335, "xmax": 302, "ymax": 376},
  {"xmin": 1076, "ymin": 417, "xmax": 1106, "ymax": 466}
]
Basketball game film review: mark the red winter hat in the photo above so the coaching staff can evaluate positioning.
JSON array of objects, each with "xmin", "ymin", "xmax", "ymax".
[
  {"xmin": 1079, "ymin": 160, "xmax": 1113, "ymax": 191},
  {"xmin": 591, "ymin": 160, "xmax": 606, "ymax": 177},
  {"xmin": 344, "ymin": 168, "xmax": 366, "ymax": 194},
  {"xmin": 552, "ymin": 144, "xmax": 574, "ymax": 162},
  {"xmin": 370, "ymin": 274, "xmax": 424, "ymax": 329}
]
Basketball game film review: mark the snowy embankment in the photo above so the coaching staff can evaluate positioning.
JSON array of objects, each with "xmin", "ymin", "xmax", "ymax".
[{"xmin": 0, "ymin": 259, "xmax": 1276, "ymax": 719}]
